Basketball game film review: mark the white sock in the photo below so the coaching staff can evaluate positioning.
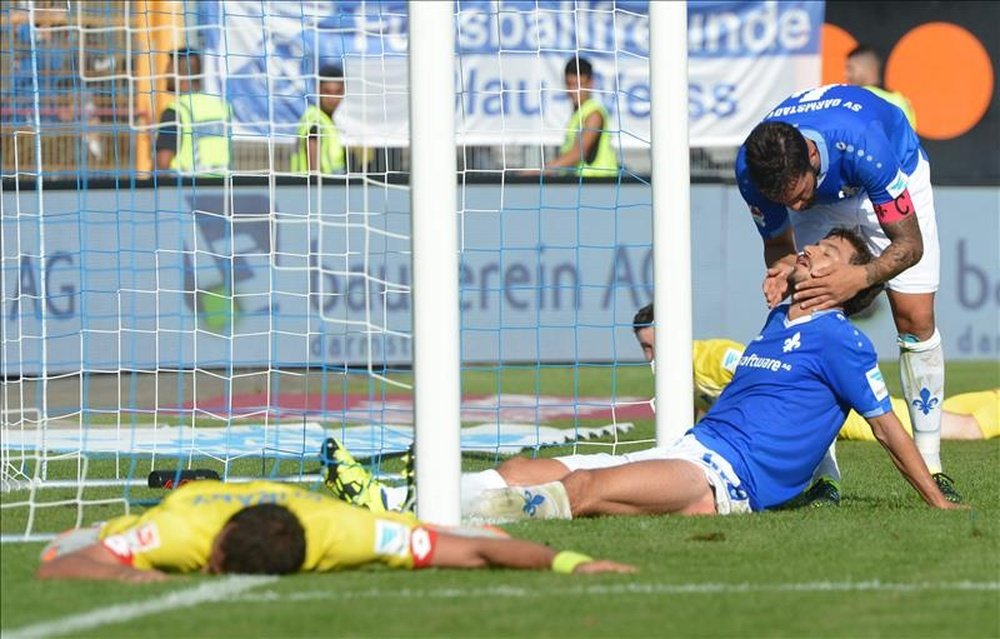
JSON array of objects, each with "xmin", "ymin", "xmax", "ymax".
[
  {"xmin": 383, "ymin": 469, "xmax": 508, "ymax": 512},
  {"xmin": 460, "ymin": 469, "xmax": 508, "ymax": 512},
  {"xmin": 899, "ymin": 329, "xmax": 945, "ymax": 474},
  {"xmin": 383, "ymin": 486, "xmax": 408, "ymax": 511},
  {"xmin": 469, "ymin": 481, "xmax": 573, "ymax": 522},
  {"xmin": 810, "ymin": 443, "xmax": 842, "ymax": 485}
]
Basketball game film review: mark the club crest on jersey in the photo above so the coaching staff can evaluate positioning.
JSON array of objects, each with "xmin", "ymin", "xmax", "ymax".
[
  {"xmin": 750, "ymin": 206, "xmax": 766, "ymax": 228},
  {"xmin": 838, "ymin": 185, "xmax": 860, "ymax": 199},
  {"xmin": 782, "ymin": 332, "xmax": 801, "ymax": 353}
]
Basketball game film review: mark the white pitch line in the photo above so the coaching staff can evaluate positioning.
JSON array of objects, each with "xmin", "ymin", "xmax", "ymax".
[
  {"xmin": 6, "ymin": 575, "xmax": 277, "ymax": 639},
  {"xmin": 235, "ymin": 579, "xmax": 1000, "ymax": 603}
]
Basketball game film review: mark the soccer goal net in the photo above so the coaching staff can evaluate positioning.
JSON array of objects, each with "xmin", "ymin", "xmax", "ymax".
[{"xmin": 1, "ymin": 0, "xmax": 674, "ymax": 540}]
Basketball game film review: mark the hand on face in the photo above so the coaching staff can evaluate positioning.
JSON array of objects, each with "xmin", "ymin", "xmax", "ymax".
[
  {"xmin": 763, "ymin": 262, "xmax": 794, "ymax": 308},
  {"xmin": 790, "ymin": 237, "xmax": 867, "ymax": 311}
]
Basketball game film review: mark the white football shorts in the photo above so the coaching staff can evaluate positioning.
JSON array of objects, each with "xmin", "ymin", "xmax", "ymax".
[
  {"xmin": 554, "ymin": 434, "xmax": 753, "ymax": 515},
  {"xmin": 788, "ymin": 154, "xmax": 940, "ymax": 294}
]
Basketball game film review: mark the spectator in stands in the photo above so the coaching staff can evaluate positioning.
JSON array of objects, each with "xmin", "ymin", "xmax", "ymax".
[
  {"xmin": 538, "ymin": 56, "xmax": 619, "ymax": 177},
  {"xmin": 290, "ymin": 64, "xmax": 347, "ymax": 175},
  {"xmin": 845, "ymin": 45, "xmax": 917, "ymax": 129},
  {"xmin": 155, "ymin": 48, "xmax": 232, "ymax": 175}
]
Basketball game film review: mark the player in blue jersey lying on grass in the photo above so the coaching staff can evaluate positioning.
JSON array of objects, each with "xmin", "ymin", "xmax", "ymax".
[
  {"xmin": 326, "ymin": 229, "xmax": 963, "ymax": 521},
  {"xmin": 35, "ymin": 480, "xmax": 634, "ymax": 582}
]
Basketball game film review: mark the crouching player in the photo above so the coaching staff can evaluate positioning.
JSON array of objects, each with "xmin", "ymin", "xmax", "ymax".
[{"xmin": 36, "ymin": 479, "xmax": 634, "ymax": 582}]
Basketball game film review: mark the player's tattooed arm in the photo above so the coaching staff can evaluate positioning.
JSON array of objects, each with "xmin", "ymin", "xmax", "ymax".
[{"xmin": 864, "ymin": 213, "xmax": 924, "ymax": 287}]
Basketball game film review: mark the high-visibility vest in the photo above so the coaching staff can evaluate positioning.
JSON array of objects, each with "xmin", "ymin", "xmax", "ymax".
[
  {"xmin": 865, "ymin": 85, "xmax": 917, "ymax": 130},
  {"xmin": 291, "ymin": 105, "xmax": 345, "ymax": 174},
  {"xmin": 560, "ymin": 97, "xmax": 619, "ymax": 177},
  {"xmin": 167, "ymin": 92, "xmax": 231, "ymax": 175}
]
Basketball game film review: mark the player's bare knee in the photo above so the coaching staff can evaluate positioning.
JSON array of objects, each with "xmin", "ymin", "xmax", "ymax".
[
  {"xmin": 560, "ymin": 470, "xmax": 595, "ymax": 516},
  {"xmin": 895, "ymin": 310, "xmax": 936, "ymax": 341}
]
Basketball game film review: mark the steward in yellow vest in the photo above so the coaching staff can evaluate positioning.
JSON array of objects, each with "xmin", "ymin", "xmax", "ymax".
[
  {"xmin": 155, "ymin": 49, "xmax": 231, "ymax": 176},
  {"xmin": 544, "ymin": 57, "xmax": 618, "ymax": 177},
  {"xmin": 291, "ymin": 64, "xmax": 346, "ymax": 174},
  {"xmin": 845, "ymin": 44, "xmax": 917, "ymax": 129}
]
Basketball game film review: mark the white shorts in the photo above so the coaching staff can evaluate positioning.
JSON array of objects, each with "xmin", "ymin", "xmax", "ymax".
[
  {"xmin": 788, "ymin": 154, "xmax": 940, "ymax": 294},
  {"xmin": 555, "ymin": 435, "xmax": 753, "ymax": 515}
]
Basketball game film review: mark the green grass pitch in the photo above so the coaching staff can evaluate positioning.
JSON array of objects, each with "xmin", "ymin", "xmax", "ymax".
[{"xmin": 1, "ymin": 361, "xmax": 998, "ymax": 637}]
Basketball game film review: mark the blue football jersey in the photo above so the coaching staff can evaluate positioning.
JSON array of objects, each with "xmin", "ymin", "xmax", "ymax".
[
  {"xmin": 692, "ymin": 306, "xmax": 892, "ymax": 510},
  {"xmin": 735, "ymin": 84, "xmax": 925, "ymax": 240}
]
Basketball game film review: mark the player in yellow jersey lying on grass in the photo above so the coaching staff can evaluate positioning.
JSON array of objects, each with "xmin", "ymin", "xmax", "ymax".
[{"xmin": 35, "ymin": 480, "xmax": 634, "ymax": 582}]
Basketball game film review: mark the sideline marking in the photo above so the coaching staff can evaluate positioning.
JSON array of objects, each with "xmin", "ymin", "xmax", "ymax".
[
  {"xmin": 6, "ymin": 575, "xmax": 276, "ymax": 639},
  {"xmin": 235, "ymin": 579, "xmax": 1000, "ymax": 602}
]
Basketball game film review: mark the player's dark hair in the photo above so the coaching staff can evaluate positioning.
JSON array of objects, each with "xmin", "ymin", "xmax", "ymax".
[
  {"xmin": 318, "ymin": 64, "xmax": 344, "ymax": 81},
  {"xmin": 633, "ymin": 303, "xmax": 653, "ymax": 332},
  {"xmin": 744, "ymin": 121, "xmax": 811, "ymax": 202},
  {"xmin": 564, "ymin": 56, "xmax": 593, "ymax": 78},
  {"xmin": 171, "ymin": 48, "xmax": 202, "ymax": 74},
  {"xmin": 217, "ymin": 504, "xmax": 306, "ymax": 575},
  {"xmin": 847, "ymin": 44, "xmax": 882, "ymax": 66},
  {"xmin": 823, "ymin": 228, "xmax": 884, "ymax": 317}
]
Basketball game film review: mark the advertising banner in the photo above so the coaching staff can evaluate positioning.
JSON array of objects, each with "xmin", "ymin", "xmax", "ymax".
[
  {"xmin": 3, "ymin": 181, "xmax": 997, "ymax": 376},
  {"xmin": 196, "ymin": 1, "xmax": 823, "ymax": 147}
]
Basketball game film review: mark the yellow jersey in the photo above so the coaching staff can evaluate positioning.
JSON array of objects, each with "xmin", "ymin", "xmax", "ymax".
[
  {"xmin": 98, "ymin": 480, "xmax": 432, "ymax": 573},
  {"xmin": 692, "ymin": 339, "xmax": 745, "ymax": 412}
]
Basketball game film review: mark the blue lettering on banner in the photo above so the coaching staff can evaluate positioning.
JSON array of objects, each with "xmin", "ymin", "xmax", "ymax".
[{"xmin": 196, "ymin": 1, "xmax": 823, "ymax": 142}]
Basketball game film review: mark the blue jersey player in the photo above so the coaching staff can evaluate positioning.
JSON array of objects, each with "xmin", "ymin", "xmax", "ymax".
[
  {"xmin": 734, "ymin": 84, "xmax": 957, "ymax": 503},
  {"xmin": 467, "ymin": 229, "xmax": 960, "ymax": 521}
]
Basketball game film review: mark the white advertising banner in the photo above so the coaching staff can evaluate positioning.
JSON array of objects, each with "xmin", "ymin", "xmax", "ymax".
[{"xmin": 197, "ymin": 1, "xmax": 823, "ymax": 148}]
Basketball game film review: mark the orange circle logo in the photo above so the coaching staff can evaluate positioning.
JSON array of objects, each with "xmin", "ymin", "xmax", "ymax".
[{"xmin": 886, "ymin": 22, "xmax": 995, "ymax": 140}]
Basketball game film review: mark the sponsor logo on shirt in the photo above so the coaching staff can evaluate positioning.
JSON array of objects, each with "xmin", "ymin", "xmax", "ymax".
[
  {"xmin": 738, "ymin": 352, "xmax": 793, "ymax": 372},
  {"xmin": 750, "ymin": 206, "xmax": 766, "ymax": 228},
  {"xmin": 722, "ymin": 348, "xmax": 742, "ymax": 373},
  {"xmin": 866, "ymin": 367, "xmax": 889, "ymax": 401},
  {"xmin": 102, "ymin": 522, "xmax": 161, "ymax": 563},
  {"xmin": 885, "ymin": 169, "xmax": 908, "ymax": 199},
  {"xmin": 374, "ymin": 520, "xmax": 410, "ymax": 558}
]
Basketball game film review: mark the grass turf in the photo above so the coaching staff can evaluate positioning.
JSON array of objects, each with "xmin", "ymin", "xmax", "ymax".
[{"xmin": 1, "ymin": 360, "xmax": 998, "ymax": 637}]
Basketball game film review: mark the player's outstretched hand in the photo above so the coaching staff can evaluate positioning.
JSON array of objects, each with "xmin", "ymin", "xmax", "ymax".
[
  {"xmin": 573, "ymin": 560, "xmax": 637, "ymax": 574},
  {"xmin": 118, "ymin": 567, "xmax": 170, "ymax": 583},
  {"xmin": 793, "ymin": 261, "xmax": 868, "ymax": 311},
  {"xmin": 763, "ymin": 264, "xmax": 793, "ymax": 308}
]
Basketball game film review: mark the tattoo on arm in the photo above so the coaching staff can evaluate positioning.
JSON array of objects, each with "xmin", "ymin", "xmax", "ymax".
[{"xmin": 864, "ymin": 214, "xmax": 923, "ymax": 286}]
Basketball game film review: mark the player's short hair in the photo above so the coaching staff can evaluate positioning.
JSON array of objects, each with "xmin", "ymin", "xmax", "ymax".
[
  {"xmin": 744, "ymin": 121, "xmax": 811, "ymax": 202},
  {"xmin": 564, "ymin": 56, "xmax": 594, "ymax": 78},
  {"xmin": 847, "ymin": 44, "xmax": 882, "ymax": 66},
  {"xmin": 633, "ymin": 303, "xmax": 654, "ymax": 332},
  {"xmin": 170, "ymin": 48, "xmax": 202, "ymax": 75},
  {"xmin": 217, "ymin": 504, "xmax": 306, "ymax": 575},
  {"xmin": 318, "ymin": 64, "xmax": 344, "ymax": 81},
  {"xmin": 823, "ymin": 227, "xmax": 884, "ymax": 317}
]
